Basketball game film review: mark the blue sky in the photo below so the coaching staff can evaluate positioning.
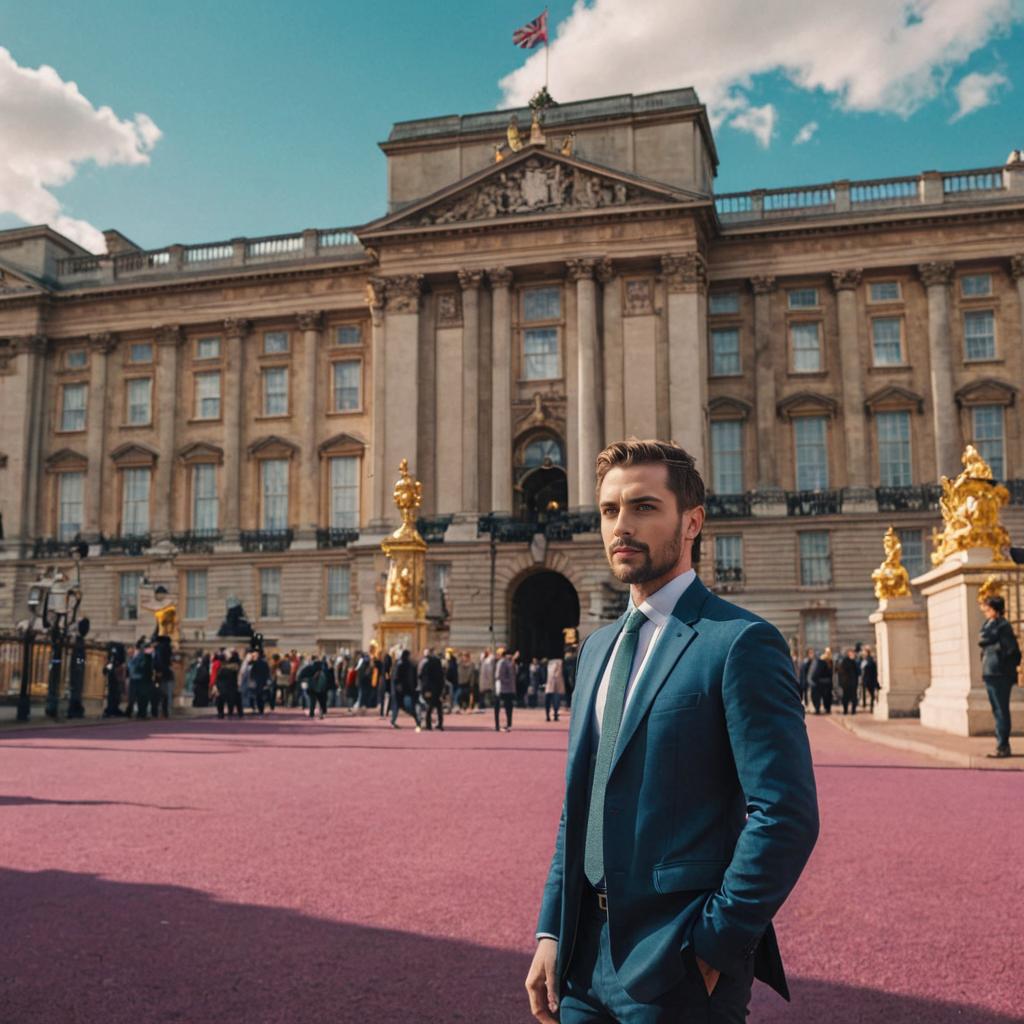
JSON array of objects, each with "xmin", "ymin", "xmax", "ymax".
[{"xmin": 1, "ymin": 0, "xmax": 1022, "ymax": 252}]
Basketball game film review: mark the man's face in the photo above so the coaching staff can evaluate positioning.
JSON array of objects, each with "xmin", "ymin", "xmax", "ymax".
[{"xmin": 598, "ymin": 463, "xmax": 700, "ymax": 584}]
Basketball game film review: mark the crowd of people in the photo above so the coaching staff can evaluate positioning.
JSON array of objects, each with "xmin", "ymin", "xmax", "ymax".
[{"xmin": 796, "ymin": 645, "xmax": 879, "ymax": 716}]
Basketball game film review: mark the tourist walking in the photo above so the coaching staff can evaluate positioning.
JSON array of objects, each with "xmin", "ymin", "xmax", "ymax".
[
  {"xmin": 859, "ymin": 646, "xmax": 879, "ymax": 712},
  {"xmin": 837, "ymin": 648, "xmax": 860, "ymax": 715},
  {"xmin": 529, "ymin": 657, "xmax": 545, "ymax": 708},
  {"xmin": 979, "ymin": 595, "xmax": 1021, "ymax": 758},
  {"xmin": 444, "ymin": 648, "xmax": 460, "ymax": 711},
  {"xmin": 809, "ymin": 648, "xmax": 833, "ymax": 714},
  {"xmin": 389, "ymin": 649, "xmax": 421, "ymax": 730},
  {"xmin": 797, "ymin": 646, "xmax": 814, "ymax": 708},
  {"xmin": 127, "ymin": 637, "xmax": 154, "ymax": 720},
  {"xmin": 455, "ymin": 651, "xmax": 476, "ymax": 713},
  {"xmin": 545, "ymin": 656, "xmax": 565, "ymax": 722},
  {"xmin": 191, "ymin": 653, "xmax": 211, "ymax": 708},
  {"xmin": 215, "ymin": 651, "xmax": 242, "ymax": 718},
  {"xmin": 478, "ymin": 649, "xmax": 495, "ymax": 709},
  {"xmin": 495, "ymin": 647, "xmax": 516, "ymax": 732},
  {"xmin": 418, "ymin": 647, "xmax": 445, "ymax": 731},
  {"xmin": 249, "ymin": 651, "xmax": 271, "ymax": 715}
]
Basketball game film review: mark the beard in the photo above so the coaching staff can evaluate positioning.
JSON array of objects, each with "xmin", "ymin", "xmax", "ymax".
[{"xmin": 605, "ymin": 526, "xmax": 683, "ymax": 584}]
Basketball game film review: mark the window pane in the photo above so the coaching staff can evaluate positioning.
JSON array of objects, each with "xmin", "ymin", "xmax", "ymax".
[
  {"xmin": 871, "ymin": 318, "xmax": 903, "ymax": 365},
  {"xmin": 326, "ymin": 565, "xmax": 351, "ymax": 617},
  {"xmin": 332, "ymin": 361, "xmax": 361, "ymax": 411},
  {"xmin": 122, "ymin": 467, "xmax": 150, "ymax": 536},
  {"xmin": 524, "ymin": 438, "xmax": 563, "ymax": 467},
  {"xmin": 869, "ymin": 281, "xmax": 900, "ymax": 302},
  {"xmin": 336, "ymin": 325, "xmax": 361, "ymax": 346},
  {"xmin": 66, "ymin": 349, "xmax": 88, "ymax": 369},
  {"xmin": 61, "ymin": 383, "xmax": 87, "ymax": 431},
  {"xmin": 192, "ymin": 464, "xmax": 218, "ymax": 532},
  {"xmin": 803, "ymin": 612, "xmax": 831, "ymax": 650},
  {"xmin": 260, "ymin": 567, "xmax": 281, "ymax": 617},
  {"xmin": 961, "ymin": 273, "xmax": 992, "ymax": 297},
  {"xmin": 964, "ymin": 310, "xmax": 995, "ymax": 360},
  {"xmin": 794, "ymin": 417, "xmax": 828, "ymax": 491},
  {"xmin": 185, "ymin": 570, "xmax": 207, "ymax": 620},
  {"xmin": 58, "ymin": 472, "xmax": 84, "ymax": 541},
  {"xmin": 788, "ymin": 288, "xmax": 818, "ymax": 309},
  {"xmin": 129, "ymin": 342, "xmax": 152, "ymax": 363},
  {"xmin": 715, "ymin": 535, "xmax": 742, "ymax": 569},
  {"xmin": 709, "ymin": 292, "xmax": 739, "ymax": 315},
  {"xmin": 330, "ymin": 456, "xmax": 359, "ymax": 529},
  {"xmin": 263, "ymin": 331, "xmax": 289, "ymax": 354},
  {"xmin": 119, "ymin": 572, "xmax": 142, "ymax": 620},
  {"xmin": 523, "ymin": 286, "xmax": 561, "ymax": 322},
  {"xmin": 877, "ymin": 411, "xmax": 912, "ymax": 486},
  {"xmin": 799, "ymin": 531, "xmax": 832, "ymax": 586},
  {"xmin": 196, "ymin": 336, "xmax": 220, "ymax": 359},
  {"xmin": 791, "ymin": 322, "xmax": 821, "ymax": 372},
  {"xmin": 897, "ymin": 528, "xmax": 925, "ymax": 579},
  {"xmin": 710, "ymin": 420, "xmax": 743, "ymax": 494},
  {"xmin": 261, "ymin": 459, "xmax": 288, "ymax": 530},
  {"xmin": 195, "ymin": 372, "xmax": 221, "ymax": 419},
  {"xmin": 523, "ymin": 327, "xmax": 559, "ymax": 379},
  {"xmin": 127, "ymin": 378, "xmax": 152, "ymax": 425},
  {"xmin": 263, "ymin": 367, "xmax": 288, "ymax": 415},
  {"xmin": 972, "ymin": 405, "xmax": 1005, "ymax": 478},
  {"xmin": 710, "ymin": 328, "xmax": 740, "ymax": 375}
]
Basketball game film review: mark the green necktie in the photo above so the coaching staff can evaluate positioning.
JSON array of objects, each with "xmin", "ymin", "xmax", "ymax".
[{"xmin": 584, "ymin": 606, "xmax": 648, "ymax": 888}]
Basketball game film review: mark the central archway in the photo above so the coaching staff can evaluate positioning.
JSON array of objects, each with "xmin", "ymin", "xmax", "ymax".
[{"xmin": 509, "ymin": 570, "xmax": 580, "ymax": 662}]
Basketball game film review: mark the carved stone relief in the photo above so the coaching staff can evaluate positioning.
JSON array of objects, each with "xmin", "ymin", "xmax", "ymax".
[
  {"xmin": 623, "ymin": 277, "xmax": 654, "ymax": 316},
  {"xmin": 436, "ymin": 290, "xmax": 462, "ymax": 327}
]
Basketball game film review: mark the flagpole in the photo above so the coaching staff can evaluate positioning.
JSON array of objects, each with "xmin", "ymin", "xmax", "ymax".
[{"xmin": 544, "ymin": 7, "xmax": 550, "ymax": 92}]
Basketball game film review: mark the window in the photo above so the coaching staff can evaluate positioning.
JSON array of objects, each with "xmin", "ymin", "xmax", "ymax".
[
  {"xmin": 961, "ymin": 273, "xmax": 992, "ymax": 297},
  {"xmin": 126, "ymin": 377, "xmax": 152, "ymax": 425},
  {"xmin": 709, "ymin": 292, "xmax": 739, "ymax": 315},
  {"xmin": 65, "ymin": 349, "xmax": 88, "ymax": 369},
  {"xmin": 332, "ymin": 360, "xmax": 361, "ymax": 411},
  {"xmin": 57, "ymin": 471, "xmax": 84, "ymax": 541},
  {"xmin": 869, "ymin": 281, "xmax": 901, "ymax": 302},
  {"xmin": 972, "ymin": 405, "xmax": 1005, "ymax": 479},
  {"xmin": 196, "ymin": 336, "xmax": 220, "ymax": 360},
  {"xmin": 262, "ymin": 367, "xmax": 288, "ymax": 416},
  {"xmin": 710, "ymin": 421, "xmax": 744, "ymax": 494},
  {"xmin": 427, "ymin": 562, "xmax": 451, "ymax": 619},
  {"xmin": 335, "ymin": 324, "xmax": 361, "ymax": 346},
  {"xmin": 121, "ymin": 467, "xmax": 151, "ymax": 536},
  {"xmin": 788, "ymin": 288, "xmax": 818, "ymax": 309},
  {"xmin": 119, "ymin": 572, "xmax": 142, "ymax": 621},
  {"xmin": 60, "ymin": 383, "xmax": 87, "ymax": 431},
  {"xmin": 260, "ymin": 567, "xmax": 281, "ymax": 618},
  {"xmin": 871, "ymin": 318, "xmax": 903, "ymax": 365},
  {"xmin": 129, "ymin": 342, "xmax": 152, "ymax": 363},
  {"xmin": 195, "ymin": 372, "xmax": 221, "ymax": 419},
  {"xmin": 329, "ymin": 456, "xmax": 359, "ymax": 529},
  {"xmin": 710, "ymin": 328, "xmax": 741, "ymax": 375},
  {"xmin": 261, "ymin": 459, "xmax": 289, "ymax": 531},
  {"xmin": 794, "ymin": 416, "xmax": 829, "ymax": 491},
  {"xmin": 803, "ymin": 612, "xmax": 831, "ymax": 651},
  {"xmin": 185, "ymin": 570, "xmax": 207, "ymax": 620},
  {"xmin": 523, "ymin": 328, "xmax": 559, "ymax": 379},
  {"xmin": 799, "ymin": 532, "xmax": 832, "ymax": 586},
  {"xmin": 877, "ymin": 411, "xmax": 912, "ymax": 487},
  {"xmin": 523, "ymin": 286, "xmax": 561, "ymax": 321},
  {"xmin": 326, "ymin": 565, "xmax": 351, "ymax": 617},
  {"xmin": 897, "ymin": 528, "xmax": 926, "ymax": 580},
  {"xmin": 263, "ymin": 331, "xmax": 289, "ymax": 354},
  {"xmin": 714, "ymin": 535, "xmax": 743, "ymax": 584},
  {"xmin": 964, "ymin": 310, "xmax": 995, "ymax": 360},
  {"xmin": 192, "ymin": 464, "xmax": 218, "ymax": 532},
  {"xmin": 791, "ymin": 322, "xmax": 822, "ymax": 372},
  {"xmin": 524, "ymin": 437, "xmax": 563, "ymax": 466}
]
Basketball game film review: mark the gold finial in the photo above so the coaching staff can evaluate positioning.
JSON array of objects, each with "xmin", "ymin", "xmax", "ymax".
[
  {"xmin": 872, "ymin": 526, "xmax": 912, "ymax": 600},
  {"xmin": 529, "ymin": 107, "xmax": 545, "ymax": 145},
  {"xmin": 390, "ymin": 458, "xmax": 423, "ymax": 539},
  {"xmin": 931, "ymin": 444, "xmax": 1012, "ymax": 565},
  {"xmin": 560, "ymin": 132, "xmax": 575, "ymax": 156},
  {"xmin": 507, "ymin": 114, "xmax": 524, "ymax": 152}
]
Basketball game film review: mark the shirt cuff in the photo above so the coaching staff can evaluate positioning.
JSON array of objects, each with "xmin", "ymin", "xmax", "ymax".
[{"xmin": 536, "ymin": 933, "xmax": 558, "ymax": 943}]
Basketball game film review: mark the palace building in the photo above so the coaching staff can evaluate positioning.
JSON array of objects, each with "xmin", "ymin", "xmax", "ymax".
[{"xmin": 1, "ymin": 86, "xmax": 1023, "ymax": 658}]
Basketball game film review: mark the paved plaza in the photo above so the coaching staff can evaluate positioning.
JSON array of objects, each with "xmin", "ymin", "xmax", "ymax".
[{"xmin": 1, "ymin": 709, "xmax": 1021, "ymax": 1023}]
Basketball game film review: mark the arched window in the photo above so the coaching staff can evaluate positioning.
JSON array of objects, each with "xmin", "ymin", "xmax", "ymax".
[{"xmin": 524, "ymin": 437, "xmax": 564, "ymax": 468}]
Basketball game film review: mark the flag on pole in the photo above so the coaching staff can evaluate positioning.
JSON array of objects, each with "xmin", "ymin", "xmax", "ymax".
[{"xmin": 513, "ymin": 10, "xmax": 549, "ymax": 49}]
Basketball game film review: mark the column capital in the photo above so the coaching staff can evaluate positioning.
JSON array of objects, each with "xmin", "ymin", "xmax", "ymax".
[
  {"xmin": 566, "ymin": 257, "xmax": 599, "ymax": 282},
  {"xmin": 918, "ymin": 261, "xmax": 954, "ymax": 288},
  {"xmin": 830, "ymin": 268, "xmax": 863, "ymax": 292},
  {"xmin": 661, "ymin": 252, "xmax": 707, "ymax": 293},
  {"xmin": 457, "ymin": 268, "xmax": 485, "ymax": 291},
  {"xmin": 12, "ymin": 334, "xmax": 47, "ymax": 355},
  {"xmin": 1010, "ymin": 254, "xmax": 1024, "ymax": 280},
  {"xmin": 88, "ymin": 331, "xmax": 117, "ymax": 354},
  {"xmin": 366, "ymin": 277, "xmax": 386, "ymax": 321},
  {"xmin": 750, "ymin": 275, "xmax": 777, "ymax": 295},
  {"xmin": 595, "ymin": 257, "xmax": 615, "ymax": 284},
  {"xmin": 296, "ymin": 310, "xmax": 324, "ymax": 332},
  {"xmin": 223, "ymin": 317, "xmax": 252, "ymax": 340},
  {"xmin": 382, "ymin": 274, "xmax": 423, "ymax": 314},
  {"xmin": 156, "ymin": 324, "xmax": 184, "ymax": 348},
  {"xmin": 488, "ymin": 266, "xmax": 513, "ymax": 289}
]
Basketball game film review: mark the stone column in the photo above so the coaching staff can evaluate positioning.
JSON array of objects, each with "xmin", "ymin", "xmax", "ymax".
[
  {"xmin": 918, "ymin": 262, "xmax": 959, "ymax": 477},
  {"xmin": 85, "ymin": 333, "xmax": 114, "ymax": 540},
  {"xmin": 662, "ymin": 253, "xmax": 708, "ymax": 470},
  {"xmin": 597, "ymin": 258, "xmax": 623, "ymax": 445},
  {"xmin": 15, "ymin": 335, "xmax": 46, "ymax": 548},
  {"xmin": 152, "ymin": 325, "xmax": 183, "ymax": 542},
  {"xmin": 458, "ymin": 269, "xmax": 483, "ymax": 513},
  {"xmin": 366, "ymin": 279, "xmax": 388, "ymax": 526},
  {"xmin": 1011, "ymin": 255, "xmax": 1024, "ymax": 352},
  {"xmin": 750, "ymin": 276, "xmax": 779, "ymax": 492},
  {"xmin": 869, "ymin": 594, "xmax": 930, "ymax": 718},
  {"xmin": 297, "ymin": 310, "xmax": 323, "ymax": 540},
  {"xmin": 221, "ymin": 318, "xmax": 251, "ymax": 544},
  {"xmin": 831, "ymin": 269, "xmax": 871, "ymax": 502},
  {"xmin": 568, "ymin": 258, "xmax": 602, "ymax": 507},
  {"xmin": 489, "ymin": 266, "xmax": 514, "ymax": 514}
]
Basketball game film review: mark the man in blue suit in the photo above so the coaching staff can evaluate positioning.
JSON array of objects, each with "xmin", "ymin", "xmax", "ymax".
[{"xmin": 526, "ymin": 439, "xmax": 819, "ymax": 1022}]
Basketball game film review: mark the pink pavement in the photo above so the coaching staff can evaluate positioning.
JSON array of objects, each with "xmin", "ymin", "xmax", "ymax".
[{"xmin": 0, "ymin": 708, "xmax": 1021, "ymax": 1023}]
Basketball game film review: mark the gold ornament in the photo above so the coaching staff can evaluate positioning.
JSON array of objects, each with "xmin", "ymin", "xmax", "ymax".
[
  {"xmin": 977, "ymin": 575, "xmax": 1005, "ymax": 605},
  {"xmin": 872, "ymin": 526, "xmax": 912, "ymax": 600},
  {"xmin": 506, "ymin": 115, "xmax": 524, "ymax": 152},
  {"xmin": 381, "ymin": 459, "xmax": 427, "ymax": 615}
]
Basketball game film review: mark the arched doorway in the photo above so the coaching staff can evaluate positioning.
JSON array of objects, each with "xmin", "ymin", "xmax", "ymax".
[
  {"xmin": 515, "ymin": 434, "xmax": 568, "ymax": 518},
  {"xmin": 510, "ymin": 570, "xmax": 580, "ymax": 662}
]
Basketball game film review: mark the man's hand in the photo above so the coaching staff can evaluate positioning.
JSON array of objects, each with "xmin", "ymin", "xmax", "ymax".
[
  {"xmin": 526, "ymin": 937, "xmax": 559, "ymax": 1022},
  {"xmin": 696, "ymin": 955, "xmax": 720, "ymax": 996}
]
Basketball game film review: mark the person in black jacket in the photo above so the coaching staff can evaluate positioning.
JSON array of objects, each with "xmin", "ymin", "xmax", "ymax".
[
  {"xmin": 417, "ymin": 647, "xmax": 445, "ymax": 731},
  {"xmin": 127, "ymin": 637, "xmax": 155, "ymax": 720},
  {"xmin": 859, "ymin": 646, "xmax": 879, "ymax": 712},
  {"xmin": 797, "ymin": 646, "xmax": 814, "ymax": 708},
  {"xmin": 249, "ymin": 652, "xmax": 271, "ymax": 715},
  {"xmin": 215, "ymin": 651, "xmax": 242, "ymax": 718},
  {"xmin": 809, "ymin": 648, "xmax": 833, "ymax": 714},
  {"xmin": 979, "ymin": 596, "xmax": 1020, "ymax": 758},
  {"xmin": 837, "ymin": 648, "xmax": 860, "ymax": 715},
  {"xmin": 389, "ymin": 649, "xmax": 421, "ymax": 730}
]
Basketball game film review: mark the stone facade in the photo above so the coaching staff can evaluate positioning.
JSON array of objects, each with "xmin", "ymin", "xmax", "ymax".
[{"xmin": 1, "ymin": 87, "xmax": 1023, "ymax": 658}]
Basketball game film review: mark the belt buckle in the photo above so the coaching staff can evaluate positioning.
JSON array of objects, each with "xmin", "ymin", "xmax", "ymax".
[{"xmin": 597, "ymin": 892, "xmax": 608, "ymax": 912}]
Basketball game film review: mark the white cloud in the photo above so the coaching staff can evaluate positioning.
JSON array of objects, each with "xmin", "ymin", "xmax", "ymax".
[
  {"xmin": 730, "ymin": 104, "xmax": 776, "ymax": 148},
  {"xmin": 950, "ymin": 70, "xmax": 1010, "ymax": 121},
  {"xmin": 0, "ymin": 47, "xmax": 161, "ymax": 253},
  {"xmin": 794, "ymin": 121, "xmax": 819, "ymax": 145},
  {"xmin": 499, "ymin": 0, "xmax": 1021, "ymax": 147}
]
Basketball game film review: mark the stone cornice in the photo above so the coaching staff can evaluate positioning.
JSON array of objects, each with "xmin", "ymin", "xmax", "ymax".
[
  {"xmin": 296, "ymin": 310, "xmax": 324, "ymax": 332},
  {"xmin": 830, "ymin": 268, "xmax": 863, "ymax": 292},
  {"xmin": 661, "ymin": 252, "xmax": 707, "ymax": 293},
  {"xmin": 918, "ymin": 261, "xmax": 954, "ymax": 288}
]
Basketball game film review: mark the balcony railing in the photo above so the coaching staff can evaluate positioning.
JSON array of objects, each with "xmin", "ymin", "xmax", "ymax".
[
  {"xmin": 240, "ymin": 529, "xmax": 293, "ymax": 553},
  {"xmin": 477, "ymin": 511, "xmax": 599, "ymax": 542},
  {"xmin": 316, "ymin": 527, "xmax": 359, "ymax": 549},
  {"xmin": 1004, "ymin": 479, "xmax": 1024, "ymax": 506},
  {"xmin": 785, "ymin": 490, "xmax": 844, "ymax": 516},
  {"xmin": 875, "ymin": 485, "xmax": 941, "ymax": 513},
  {"xmin": 171, "ymin": 530, "xmax": 222, "ymax": 554},
  {"xmin": 100, "ymin": 533, "xmax": 151, "ymax": 556},
  {"xmin": 713, "ymin": 566, "xmax": 744, "ymax": 586},
  {"xmin": 416, "ymin": 515, "xmax": 453, "ymax": 544},
  {"xmin": 32, "ymin": 537, "xmax": 80, "ymax": 559},
  {"xmin": 706, "ymin": 493, "xmax": 753, "ymax": 519}
]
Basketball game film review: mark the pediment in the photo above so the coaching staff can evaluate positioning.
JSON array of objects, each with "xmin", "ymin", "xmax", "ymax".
[
  {"xmin": 248, "ymin": 434, "xmax": 299, "ymax": 459},
  {"xmin": 110, "ymin": 442, "xmax": 158, "ymax": 466},
  {"xmin": 955, "ymin": 377, "xmax": 1017, "ymax": 408},
  {"xmin": 178, "ymin": 441, "xmax": 224, "ymax": 464},
  {"xmin": 361, "ymin": 146, "xmax": 709, "ymax": 234},
  {"xmin": 0, "ymin": 259, "xmax": 44, "ymax": 296},
  {"xmin": 708, "ymin": 396, "xmax": 753, "ymax": 421},
  {"xmin": 864, "ymin": 385, "xmax": 925, "ymax": 414},
  {"xmin": 776, "ymin": 391, "xmax": 838, "ymax": 420},
  {"xmin": 45, "ymin": 447, "xmax": 88, "ymax": 470},
  {"xmin": 319, "ymin": 431, "xmax": 367, "ymax": 455}
]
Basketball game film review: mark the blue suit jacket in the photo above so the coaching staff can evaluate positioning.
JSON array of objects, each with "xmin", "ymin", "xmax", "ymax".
[{"xmin": 536, "ymin": 576, "xmax": 819, "ymax": 1003}]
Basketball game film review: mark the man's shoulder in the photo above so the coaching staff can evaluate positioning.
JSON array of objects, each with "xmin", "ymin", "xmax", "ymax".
[{"xmin": 697, "ymin": 590, "xmax": 773, "ymax": 636}]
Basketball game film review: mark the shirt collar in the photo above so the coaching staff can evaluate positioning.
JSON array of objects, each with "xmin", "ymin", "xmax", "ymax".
[{"xmin": 629, "ymin": 568, "xmax": 696, "ymax": 628}]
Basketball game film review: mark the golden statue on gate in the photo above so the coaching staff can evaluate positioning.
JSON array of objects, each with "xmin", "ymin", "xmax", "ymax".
[
  {"xmin": 872, "ymin": 527, "xmax": 912, "ymax": 600},
  {"xmin": 390, "ymin": 458, "xmax": 423, "ymax": 544},
  {"xmin": 931, "ymin": 445, "xmax": 1012, "ymax": 565}
]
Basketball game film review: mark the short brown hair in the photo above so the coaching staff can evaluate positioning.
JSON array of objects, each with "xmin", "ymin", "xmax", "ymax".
[{"xmin": 595, "ymin": 438, "xmax": 705, "ymax": 512}]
